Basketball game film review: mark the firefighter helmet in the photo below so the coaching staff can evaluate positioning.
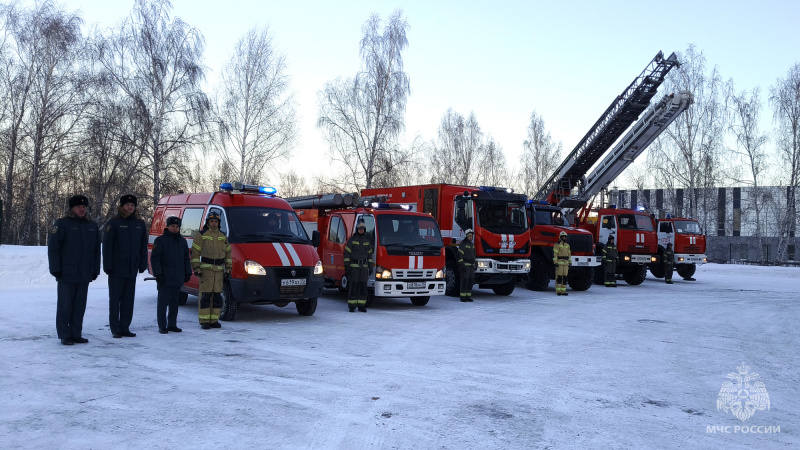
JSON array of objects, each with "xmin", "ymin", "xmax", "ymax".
[
  {"xmin": 206, "ymin": 211, "xmax": 221, "ymax": 222},
  {"xmin": 559, "ymin": 231, "xmax": 567, "ymax": 238},
  {"xmin": 607, "ymin": 235, "xmax": 615, "ymax": 241},
  {"xmin": 465, "ymin": 229, "xmax": 474, "ymax": 235}
]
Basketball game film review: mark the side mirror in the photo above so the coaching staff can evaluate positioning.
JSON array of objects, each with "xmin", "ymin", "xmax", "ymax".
[{"xmin": 311, "ymin": 230, "xmax": 321, "ymax": 247}]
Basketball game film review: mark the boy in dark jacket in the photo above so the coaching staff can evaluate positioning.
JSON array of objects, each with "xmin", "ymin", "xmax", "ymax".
[
  {"xmin": 150, "ymin": 216, "xmax": 192, "ymax": 334},
  {"xmin": 48, "ymin": 195, "xmax": 102, "ymax": 346}
]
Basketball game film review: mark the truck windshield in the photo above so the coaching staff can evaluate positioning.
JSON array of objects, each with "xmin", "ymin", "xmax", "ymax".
[
  {"xmin": 225, "ymin": 207, "xmax": 310, "ymax": 244},
  {"xmin": 618, "ymin": 214, "xmax": 654, "ymax": 231},
  {"xmin": 477, "ymin": 201, "xmax": 527, "ymax": 233},
  {"xmin": 533, "ymin": 208, "xmax": 568, "ymax": 226},
  {"xmin": 674, "ymin": 220, "xmax": 702, "ymax": 234},
  {"xmin": 376, "ymin": 215, "xmax": 444, "ymax": 249}
]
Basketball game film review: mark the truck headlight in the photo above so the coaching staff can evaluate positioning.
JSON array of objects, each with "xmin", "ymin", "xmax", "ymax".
[
  {"xmin": 244, "ymin": 260, "xmax": 266, "ymax": 275},
  {"xmin": 677, "ymin": 257, "xmax": 685, "ymax": 262},
  {"xmin": 624, "ymin": 255, "xmax": 631, "ymax": 262},
  {"xmin": 435, "ymin": 269, "xmax": 444, "ymax": 279},
  {"xmin": 375, "ymin": 266, "xmax": 392, "ymax": 279},
  {"xmin": 477, "ymin": 261, "xmax": 491, "ymax": 269},
  {"xmin": 314, "ymin": 260, "xmax": 324, "ymax": 275},
  {"xmin": 523, "ymin": 260, "xmax": 531, "ymax": 269},
  {"xmin": 651, "ymin": 256, "xmax": 658, "ymax": 263}
]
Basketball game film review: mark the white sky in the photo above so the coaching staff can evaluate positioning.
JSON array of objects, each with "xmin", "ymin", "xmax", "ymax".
[{"xmin": 55, "ymin": 0, "xmax": 800, "ymax": 182}]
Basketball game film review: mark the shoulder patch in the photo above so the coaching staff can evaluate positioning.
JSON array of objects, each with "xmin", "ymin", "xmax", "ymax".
[{"xmin": 51, "ymin": 225, "xmax": 58, "ymax": 234}]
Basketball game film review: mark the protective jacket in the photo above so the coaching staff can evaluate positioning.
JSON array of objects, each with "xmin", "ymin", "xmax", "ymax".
[
  {"xmin": 553, "ymin": 241, "xmax": 571, "ymax": 265},
  {"xmin": 458, "ymin": 239, "xmax": 476, "ymax": 269},
  {"xmin": 344, "ymin": 233, "xmax": 373, "ymax": 271},
  {"xmin": 151, "ymin": 229, "xmax": 192, "ymax": 286},
  {"xmin": 103, "ymin": 208, "xmax": 148, "ymax": 278},
  {"xmin": 48, "ymin": 210, "xmax": 101, "ymax": 283},
  {"xmin": 603, "ymin": 243, "xmax": 618, "ymax": 262},
  {"xmin": 191, "ymin": 228, "xmax": 232, "ymax": 277}
]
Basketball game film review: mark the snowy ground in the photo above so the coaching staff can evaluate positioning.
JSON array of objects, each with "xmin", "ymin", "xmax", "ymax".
[{"xmin": 1, "ymin": 245, "xmax": 797, "ymax": 449}]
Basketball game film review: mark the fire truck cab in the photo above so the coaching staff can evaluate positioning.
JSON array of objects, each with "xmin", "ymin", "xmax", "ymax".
[
  {"xmin": 148, "ymin": 182, "xmax": 325, "ymax": 320},
  {"xmin": 651, "ymin": 215, "xmax": 707, "ymax": 280},
  {"xmin": 361, "ymin": 184, "xmax": 531, "ymax": 297},
  {"xmin": 294, "ymin": 202, "xmax": 446, "ymax": 306},
  {"xmin": 576, "ymin": 206, "xmax": 659, "ymax": 285}
]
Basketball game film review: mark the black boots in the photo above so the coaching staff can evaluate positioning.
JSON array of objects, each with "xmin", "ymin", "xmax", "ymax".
[
  {"xmin": 201, "ymin": 323, "xmax": 211, "ymax": 330},
  {"xmin": 358, "ymin": 307, "xmax": 367, "ymax": 312},
  {"xmin": 61, "ymin": 338, "xmax": 74, "ymax": 346},
  {"xmin": 159, "ymin": 328, "xmax": 168, "ymax": 334},
  {"xmin": 73, "ymin": 337, "xmax": 88, "ymax": 344},
  {"xmin": 167, "ymin": 326, "xmax": 182, "ymax": 332},
  {"xmin": 210, "ymin": 322, "xmax": 221, "ymax": 328}
]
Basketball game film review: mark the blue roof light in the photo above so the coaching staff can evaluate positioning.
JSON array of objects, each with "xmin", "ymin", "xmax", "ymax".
[
  {"xmin": 220, "ymin": 183, "xmax": 233, "ymax": 191},
  {"xmin": 259, "ymin": 186, "xmax": 277, "ymax": 195}
]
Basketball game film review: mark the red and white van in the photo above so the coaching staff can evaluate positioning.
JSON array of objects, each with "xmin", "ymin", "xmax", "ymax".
[{"xmin": 148, "ymin": 182, "xmax": 324, "ymax": 320}]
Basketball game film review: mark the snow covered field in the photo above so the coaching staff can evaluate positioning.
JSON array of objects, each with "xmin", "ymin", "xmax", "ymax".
[{"xmin": 1, "ymin": 245, "xmax": 797, "ymax": 449}]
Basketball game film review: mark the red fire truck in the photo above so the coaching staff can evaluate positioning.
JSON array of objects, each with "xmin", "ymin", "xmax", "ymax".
[
  {"xmin": 288, "ymin": 195, "xmax": 446, "ymax": 306},
  {"xmin": 148, "ymin": 182, "xmax": 325, "ymax": 320},
  {"xmin": 525, "ymin": 201, "xmax": 599, "ymax": 291},
  {"xmin": 361, "ymin": 184, "xmax": 531, "ymax": 297},
  {"xmin": 652, "ymin": 215, "xmax": 707, "ymax": 280}
]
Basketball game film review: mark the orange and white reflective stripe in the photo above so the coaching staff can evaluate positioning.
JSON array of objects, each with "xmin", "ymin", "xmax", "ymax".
[
  {"xmin": 272, "ymin": 243, "xmax": 302, "ymax": 266},
  {"xmin": 408, "ymin": 256, "xmax": 423, "ymax": 269}
]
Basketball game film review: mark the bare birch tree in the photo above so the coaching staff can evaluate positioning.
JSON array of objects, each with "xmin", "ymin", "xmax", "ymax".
[
  {"xmin": 517, "ymin": 110, "xmax": 561, "ymax": 198},
  {"xmin": 317, "ymin": 10, "xmax": 410, "ymax": 190},
  {"xmin": 477, "ymin": 137, "xmax": 509, "ymax": 187},
  {"xmin": 210, "ymin": 25, "xmax": 296, "ymax": 184},
  {"xmin": 770, "ymin": 62, "xmax": 800, "ymax": 258},
  {"xmin": 428, "ymin": 109, "xmax": 486, "ymax": 185}
]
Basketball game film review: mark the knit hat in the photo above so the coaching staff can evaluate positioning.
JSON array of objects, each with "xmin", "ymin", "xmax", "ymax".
[
  {"xmin": 68, "ymin": 195, "xmax": 89, "ymax": 209},
  {"xmin": 120, "ymin": 194, "xmax": 137, "ymax": 207},
  {"xmin": 166, "ymin": 216, "xmax": 181, "ymax": 227}
]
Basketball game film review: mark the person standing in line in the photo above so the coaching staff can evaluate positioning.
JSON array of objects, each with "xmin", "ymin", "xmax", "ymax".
[
  {"xmin": 553, "ymin": 231, "xmax": 571, "ymax": 296},
  {"xmin": 458, "ymin": 229, "xmax": 476, "ymax": 302},
  {"xmin": 48, "ymin": 195, "xmax": 101, "ymax": 346},
  {"xmin": 191, "ymin": 211, "xmax": 231, "ymax": 328},
  {"xmin": 103, "ymin": 194, "xmax": 148, "ymax": 338},
  {"xmin": 343, "ymin": 221, "xmax": 373, "ymax": 312},
  {"xmin": 151, "ymin": 216, "xmax": 192, "ymax": 334},
  {"xmin": 603, "ymin": 235, "xmax": 618, "ymax": 287},
  {"xmin": 664, "ymin": 242, "xmax": 675, "ymax": 284}
]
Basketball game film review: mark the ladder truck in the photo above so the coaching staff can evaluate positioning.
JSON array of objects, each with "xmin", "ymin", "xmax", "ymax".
[
  {"xmin": 652, "ymin": 215, "xmax": 707, "ymax": 281},
  {"xmin": 532, "ymin": 51, "xmax": 694, "ymax": 285}
]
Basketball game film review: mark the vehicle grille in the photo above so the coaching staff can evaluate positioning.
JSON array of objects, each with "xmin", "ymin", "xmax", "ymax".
[
  {"xmin": 279, "ymin": 285, "xmax": 305, "ymax": 297},
  {"xmin": 392, "ymin": 269, "xmax": 436, "ymax": 279},
  {"xmin": 682, "ymin": 246, "xmax": 702, "ymax": 253},
  {"xmin": 568, "ymin": 234, "xmax": 593, "ymax": 253},
  {"xmin": 275, "ymin": 268, "xmax": 309, "ymax": 278},
  {"xmin": 627, "ymin": 245, "xmax": 653, "ymax": 253}
]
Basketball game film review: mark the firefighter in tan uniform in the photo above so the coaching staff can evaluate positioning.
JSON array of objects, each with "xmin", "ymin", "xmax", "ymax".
[
  {"xmin": 191, "ymin": 211, "xmax": 232, "ymax": 329},
  {"xmin": 553, "ymin": 231, "xmax": 571, "ymax": 296},
  {"xmin": 343, "ymin": 221, "xmax": 373, "ymax": 312}
]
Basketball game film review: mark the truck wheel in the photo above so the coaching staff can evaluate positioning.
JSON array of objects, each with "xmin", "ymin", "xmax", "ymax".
[
  {"xmin": 622, "ymin": 265, "xmax": 647, "ymax": 285},
  {"xmin": 178, "ymin": 291, "xmax": 188, "ymax": 306},
  {"xmin": 445, "ymin": 260, "xmax": 460, "ymax": 297},
  {"xmin": 219, "ymin": 283, "xmax": 238, "ymax": 321},
  {"xmin": 492, "ymin": 280, "xmax": 515, "ymax": 296},
  {"xmin": 295, "ymin": 298, "xmax": 317, "ymax": 316},
  {"xmin": 649, "ymin": 263, "xmax": 665, "ymax": 278},
  {"xmin": 338, "ymin": 275, "xmax": 348, "ymax": 293},
  {"xmin": 568, "ymin": 267, "xmax": 593, "ymax": 291},
  {"xmin": 410, "ymin": 296, "xmax": 430, "ymax": 306},
  {"xmin": 525, "ymin": 254, "xmax": 550, "ymax": 291},
  {"xmin": 677, "ymin": 264, "xmax": 696, "ymax": 280}
]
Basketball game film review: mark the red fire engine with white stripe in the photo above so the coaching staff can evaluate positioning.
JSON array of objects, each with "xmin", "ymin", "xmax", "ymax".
[
  {"xmin": 288, "ymin": 194, "xmax": 446, "ymax": 306},
  {"xmin": 148, "ymin": 182, "xmax": 325, "ymax": 320},
  {"xmin": 360, "ymin": 184, "xmax": 531, "ymax": 297},
  {"xmin": 652, "ymin": 215, "xmax": 707, "ymax": 280}
]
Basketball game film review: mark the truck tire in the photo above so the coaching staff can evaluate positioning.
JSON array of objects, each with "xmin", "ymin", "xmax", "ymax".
[
  {"xmin": 677, "ymin": 264, "xmax": 696, "ymax": 280},
  {"xmin": 410, "ymin": 296, "xmax": 430, "ymax": 306},
  {"xmin": 492, "ymin": 280, "xmax": 515, "ymax": 296},
  {"xmin": 445, "ymin": 259, "xmax": 460, "ymax": 297},
  {"xmin": 622, "ymin": 265, "xmax": 647, "ymax": 286},
  {"xmin": 219, "ymin": 282, "xmax": 238, "ymax": 321},
  {"xmin": 178, "ymin": 291, "xmax": 188, "ymax": 306},
  {"xmin": 295, "ymin": 298, "xmax": 317, "ymax": 316},
  {"xmin": 525, "ymin": 254, "xmax": 550, "ymax": 291},
  {"xmin": 338, "ymin": 275, "xmax": 348, "ymax": 293},
  {"xmin": 568, "ymin": 267, "xmax": 594, "ymax": 291},
  {"xmin": 649, "ymin": 262, "xmax": 665, "ymax": 278}
]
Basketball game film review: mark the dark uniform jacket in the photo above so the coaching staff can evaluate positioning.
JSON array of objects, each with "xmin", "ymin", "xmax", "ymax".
[
  {"xmin": 151, "ymin": 229, "xmax": 192, "ymax": 286},
  {"xmin": 603, "ymin": 243, "xmax": 618, "ymax": 262},
  {"xmin": 103, "ymin": 208, "xmax": 148, "ymax": 278},
  {"xmin": 344, "ymin": 233, "xmax": 373, "ymax": 269},
  {"xmin": 458, "ymin": 239, "xmax": 476, "ymax": 269},
  {"xmin": 48, "ymin": 210, "xmax": 101, "ymax": 283},
  {"xmin": 664, "ymin": 248, "xmax": 674, "ymax": 265}
]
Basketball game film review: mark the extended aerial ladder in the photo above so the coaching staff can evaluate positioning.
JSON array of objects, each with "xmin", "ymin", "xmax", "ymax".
[{"xmin": 535, "ymin": 51, "xmax": 685, "ymax": 212}]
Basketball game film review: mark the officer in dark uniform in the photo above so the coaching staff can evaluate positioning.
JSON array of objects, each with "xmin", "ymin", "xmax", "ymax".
[
  {"xmin": 458, "ymin": 229, "xmax": 476, "ymax": 302},
  {"xmin": 151, "ymin": 216, "xmax": 192, "ymax": 334},
  {"xmin": 103, "ymin": 194, "xmax": 148, "ymax": 338},
  {"xmin": 664, "ymin": 242, "xmax": 674, "ymax": 284},
  {"xmin": 602, "ymin": 235, "xmax": 618, "ymax": 287},
  {"xmin": 48, "ymin": 195, "xmax": 101, "ymax": 346},
  {"xmin": 343, "ymin": 221, "xmax": 373, "ymax": 312}
]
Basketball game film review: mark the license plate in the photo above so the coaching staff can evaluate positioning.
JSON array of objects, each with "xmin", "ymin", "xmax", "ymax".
[
  {"xmin": 575, "ymin": 261, "xmax": 589, "ymax": 266},
  {"xmin": 281, "ymin": 278, "xmax": 306, "ymax": 286},
  {"xmin": 408, "ymin": 282, "xmax": 425, "ymax": 289},
  {"xmin": 499, "ymin": 249, "xmax": 513, "ymax": 254}
]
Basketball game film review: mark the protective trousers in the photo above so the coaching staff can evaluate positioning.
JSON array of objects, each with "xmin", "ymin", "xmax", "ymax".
[
  {"xmin": 56, "ymin": 281, "xmax": 89, "ymax": 339},
  {"xmin": 108, "ymin": 276, "xmax": 136, "ymax": 335},
  {"xmin": 664, "ymin": 261, "xmax": 674, "ymax": 283},
  {"xmin": 459, "ymin": 265, "xmax": 475, "ymax": 301},
  {"xmin": 347, "ymin": 264, "xmax": 369, "ymax": 308},
  {"xmin": 604, "ymin": 261, "xmax": 617, "ymax": 286},
  {"xmin": 555, "ymin": 262, "xmax": 569, "ymax": 294},
  {"xmin": 157, "ymin": 285, "xmax": 181, "ymax": 330},
  {"xmin": 199, "ymin": 269, "xmax": 224, "ymax": 323}
]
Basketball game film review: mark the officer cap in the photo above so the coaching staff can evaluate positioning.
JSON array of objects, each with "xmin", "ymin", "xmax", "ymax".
[
  {"xmin": 166, "ymin": 216, "xmax": 181, "ymax": 227},
  {"xmin": 120, "ymin": 194, "xmax": 137, "ymax": 206},
  {"xmin": 68, "ymin": 195, "xmax": 89, "ymax": 209}
]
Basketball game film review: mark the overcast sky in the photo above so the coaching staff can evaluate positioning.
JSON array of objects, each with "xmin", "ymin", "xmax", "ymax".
[{"xmin": 55, "ymin": 0, "xmax": 799, "ymax": 182}]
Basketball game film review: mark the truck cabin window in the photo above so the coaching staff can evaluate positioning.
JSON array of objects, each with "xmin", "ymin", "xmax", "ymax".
[
  {"xmin": 478, "ymin": 201, "xmax": 526, "ymax": 232},
  {"xmin": 225, "ymin": 207, "xmax": 310, "ymax": 244},
  {"xmin": 377, "ymin": 215, "xmax": 443, "ymax": 249}
]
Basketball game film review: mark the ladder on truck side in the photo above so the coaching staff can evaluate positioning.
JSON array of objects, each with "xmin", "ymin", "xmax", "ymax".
[{"xmin": 535, "ymin": 51, "xmax": 681, "ymax": 209}]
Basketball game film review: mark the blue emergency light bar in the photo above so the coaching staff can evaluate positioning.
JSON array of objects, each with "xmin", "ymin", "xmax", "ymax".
[
  {"xmin": 370, "ymin": 202, "xmax": 411, "ymax": 210},
  {"xmin": 527, "ymin": 199, "xmax": 550, "ymax": 205},
  {"xmin": 219, "ymin": 182, "xmax": 277, "ymax": 196},
  {"xmin": 479, "ymin": 186, "xmax": 514, "ymax": 193}
]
